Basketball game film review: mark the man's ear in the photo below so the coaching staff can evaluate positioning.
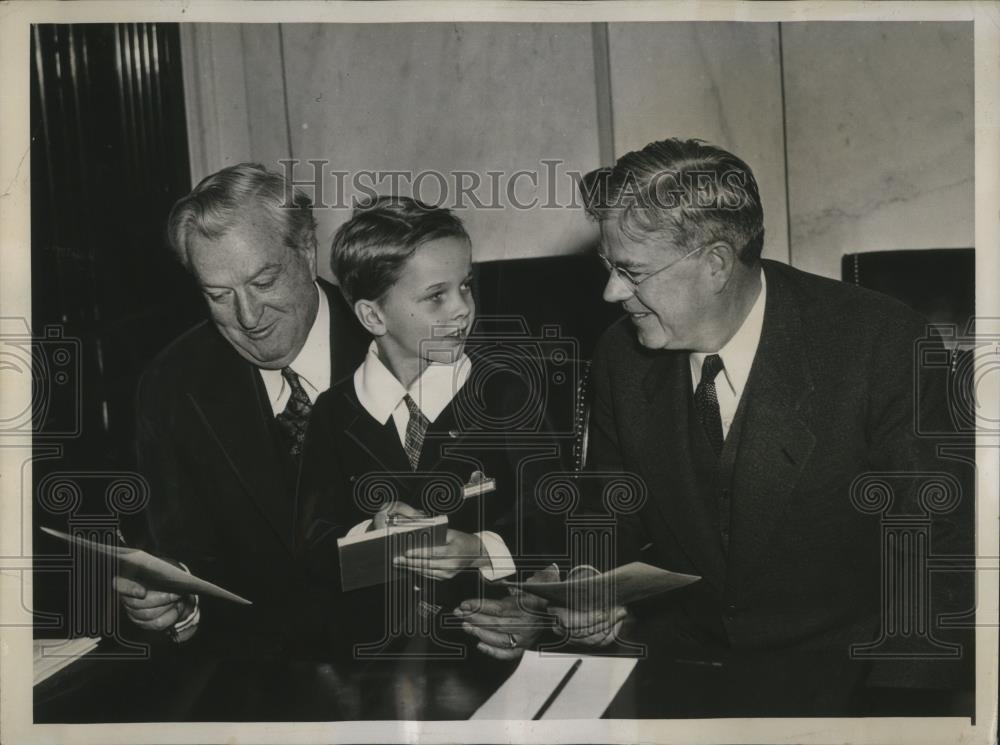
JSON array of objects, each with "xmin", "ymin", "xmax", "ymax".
[
  {"xmin": 354, "ymin": 299, "xmax": 386, "ymax": 337},
  {"xmin": 705, "ymin": 241, "xmax": 737, "ymax": 292}
]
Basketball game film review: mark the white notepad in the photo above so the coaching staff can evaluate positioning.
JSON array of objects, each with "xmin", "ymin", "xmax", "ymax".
[{"xmin": 470, "ymin": 651, "xmax": 637, "ymax": 720}]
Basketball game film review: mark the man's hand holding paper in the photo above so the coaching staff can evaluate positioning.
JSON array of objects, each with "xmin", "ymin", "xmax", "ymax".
[
  {"xmin": 456, "ymin": 564, "xmax": 559, "ymax": 659},
  {"xmin": 113, "ymin": 575, "xmax": 199, "ymax": 641},
  {"xmin": 551, "ymin": 604, "xmax": 631, "ymax": 648}
]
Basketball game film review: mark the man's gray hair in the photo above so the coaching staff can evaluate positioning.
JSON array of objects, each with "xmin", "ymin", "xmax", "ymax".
[
  {"xmin": 580, "ymin": 138, "xmax": 765, "ymax": 264},
  {"xmin": 167, "ymin": 162, "xmax": 317, "ymax": 269}
]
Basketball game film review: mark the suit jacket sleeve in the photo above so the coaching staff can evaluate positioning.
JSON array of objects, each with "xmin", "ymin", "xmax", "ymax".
[
  {"xmin": 135, "ymin": 366, "xmax": 222, "ymax": 580},
  {"xmin": 584, "ymin": 332, "xmax": 649, "ymax": 572}
]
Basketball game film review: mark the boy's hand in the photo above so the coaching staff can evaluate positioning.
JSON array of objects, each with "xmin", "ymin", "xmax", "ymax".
[
  {"xmin": 393, "ymin": 529, "xmax": 487, "ymax": 580},
  {"xmin": 371, "ymin": 501, "xmax": 426, "ymax": 530}
]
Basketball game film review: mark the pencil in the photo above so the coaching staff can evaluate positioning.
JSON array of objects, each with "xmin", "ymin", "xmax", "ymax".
[{"xmin": 532, "ymin": 658, "xmax": 583, "ymax": 720}]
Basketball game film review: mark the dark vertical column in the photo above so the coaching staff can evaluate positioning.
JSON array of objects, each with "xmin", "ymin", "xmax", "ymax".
[{"xmin": 31, "ymin": 23, "xmax": 205, "ymax": 639}]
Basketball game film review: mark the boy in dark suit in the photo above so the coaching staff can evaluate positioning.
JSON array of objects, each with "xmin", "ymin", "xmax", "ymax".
[{"xmin": 297, "ymin": 197, "xmax": 560, "ymax": 658}]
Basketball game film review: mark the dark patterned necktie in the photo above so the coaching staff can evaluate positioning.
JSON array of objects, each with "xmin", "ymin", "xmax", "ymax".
[
  {"xmin": 275, "ymin": 367, "xmax": 312, "ymax": 459},
  {"xmin": 694, "ymin": 354, "xmax": 725, "ymax": 456},
  {"xmin": 403, "ymin": 394, "xmax": 429, "ymax": 471}
]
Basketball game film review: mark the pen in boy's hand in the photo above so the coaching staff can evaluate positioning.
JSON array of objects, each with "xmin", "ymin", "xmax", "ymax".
[{"xmin": 385, "ymin": 511, "xmax": 429, "ymax": 527}]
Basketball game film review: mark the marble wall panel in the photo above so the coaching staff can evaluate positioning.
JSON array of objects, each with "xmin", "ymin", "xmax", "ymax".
[
  {"xmin": 783, "ymin": 22, "xmax": 974, "ymax": 279},
  {"xmin": 606, "ymin": 22, "xmax": 789, "ymax": 263},
  {"xmin": 280, "ymin": 23, "xmax": 603, "ymax": 271}
]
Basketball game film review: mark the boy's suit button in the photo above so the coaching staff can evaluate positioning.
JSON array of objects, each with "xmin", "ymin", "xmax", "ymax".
[{"xmin": 725, "ymin": 604, "xmax": 738, "ymax": 619}]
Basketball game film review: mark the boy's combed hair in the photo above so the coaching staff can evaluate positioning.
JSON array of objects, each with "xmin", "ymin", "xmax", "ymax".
[{"xmin": 331, "ymin": 196, "xmax": 470, "ymax": 304}]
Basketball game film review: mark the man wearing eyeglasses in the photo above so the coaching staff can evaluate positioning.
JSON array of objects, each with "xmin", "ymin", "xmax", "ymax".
[{"xmin": 547, "ymin": 138, "xmax": 971, "ymax": 713}]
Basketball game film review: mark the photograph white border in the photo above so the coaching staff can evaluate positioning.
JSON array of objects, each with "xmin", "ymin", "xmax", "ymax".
[{"xmin": 1, "ymin": 2, "xmax": 997, "ymax": 744}]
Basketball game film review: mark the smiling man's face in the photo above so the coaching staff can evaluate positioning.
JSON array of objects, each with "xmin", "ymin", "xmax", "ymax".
[
  {"xmin": 599, "ymin": 221, "xmax": 715, "ymax": 351},
  {"xmin": 187, "ymin": 213, "xmax": 319, "ymax": 369}
]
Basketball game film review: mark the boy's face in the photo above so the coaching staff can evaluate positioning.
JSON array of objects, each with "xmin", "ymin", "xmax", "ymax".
[{"xmin": 374, "ymin": 236, "xmax": 475, "ymax": 367}]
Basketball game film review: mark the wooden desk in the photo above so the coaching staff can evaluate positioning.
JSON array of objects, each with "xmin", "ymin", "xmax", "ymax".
[{"xmin": 33, "ymin": 630, "xmax": 970, "ymax": 721}]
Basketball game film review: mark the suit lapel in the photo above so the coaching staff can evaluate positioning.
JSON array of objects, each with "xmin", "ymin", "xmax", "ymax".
[
  {"xmin": 418, "ymin": 386, "xmax": 476, "ymax": 478},
  {"xmin": 188, "ymin": 349, "xmax": 294, "ymax": 553},
  {"xmin": 340, "ymin": 389, "xmax": 414, "ymax": 501},
  {"xmin": 726, "ymin": 263, "xmax": 816, "ymax": 587},
  {"xmin": 638, "ymin": 352, "xmax": 727, "ymax": 591}
]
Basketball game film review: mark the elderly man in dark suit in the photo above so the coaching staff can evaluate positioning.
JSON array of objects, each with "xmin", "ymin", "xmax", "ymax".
[
  {"xmin": 551, "ymin": 139, "xmax": 972, "ymax": 712},
  {"xmin": 113, "ymin": 163, "xmax": 368, "ymax": 656}
]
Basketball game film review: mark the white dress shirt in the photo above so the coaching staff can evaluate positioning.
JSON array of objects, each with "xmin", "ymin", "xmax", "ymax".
[
  {"xmin": 350, "ymin": 341, "xmax": 515, "ymax": 580},
  {"xmin": 689, "ymin": 271, "xmax": 766, "ymax": 438},
  {"xmin": 259, "ymin": 283, "xmax": 329, "ymax": 414}
]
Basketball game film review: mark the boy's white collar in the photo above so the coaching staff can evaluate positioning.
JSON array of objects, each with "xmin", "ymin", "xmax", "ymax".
[{"xmin": 354, "ymin": 341, "xmax": 472, "ymax": 425}]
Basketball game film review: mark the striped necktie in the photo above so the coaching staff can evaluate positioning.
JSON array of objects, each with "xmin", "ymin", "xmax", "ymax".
[{"xmin": 403, "ymin": 394, "xmax": 429, "ymax": 471}]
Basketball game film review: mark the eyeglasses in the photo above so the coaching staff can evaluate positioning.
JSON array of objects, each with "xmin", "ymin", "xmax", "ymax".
[{"xmin": 597, "ymin": 242, "xmax": 707, "ymax": 295}]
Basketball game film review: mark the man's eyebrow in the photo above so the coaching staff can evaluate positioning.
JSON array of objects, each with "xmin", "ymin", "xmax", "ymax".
[
  {"xmin": 597, "ymin": 247, "xmax": 639, "ymax": 268},
  {"xmin": 605, "ymin": 254, "xmax": 641, "ymax": 269},
  {"xmin": 249, "ymin": 262, "xmax": 282, "ymax": 280},
  {"xmin": 423, "ymin": 281, "xmax": 448, "ymax": 292}
]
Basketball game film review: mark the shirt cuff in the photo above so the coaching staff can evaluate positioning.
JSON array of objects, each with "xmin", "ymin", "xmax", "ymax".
[
  {"xmin": 476, "ymin": 531, "xmax": 516, "ymax": 580},
  {"xmin": 169, "ymin": 562, "xmax": 200, "ymax": 643},
  {"xmin": 173, "ymin": 595, "xmax": 200, "ymax": 631},
  {"xmin": 349, "ymin": 519, "xmax": 373, "ymax": 535}
]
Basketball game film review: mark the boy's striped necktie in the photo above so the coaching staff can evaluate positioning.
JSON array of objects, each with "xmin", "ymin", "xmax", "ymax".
[{"xmin": 403, "ymin": 394, "xmax": 429, "ymax": 470}]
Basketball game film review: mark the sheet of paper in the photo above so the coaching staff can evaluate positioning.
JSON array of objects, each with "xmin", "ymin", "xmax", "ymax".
[
  {"xmin": 501, "ymin": 561, "xmax": 700, "ymax": 607},
  {"xmin": 40, "ymin": 527, "xmax": 252, "ymax": 605},
  {"xmin": 33, "ymin": 637, "xmax": 100, "ymax": 685},
  {"xmin": 535, "ymin": 653, "xmax": 637, "ymax": 719},
  {"xmin": 470, "ymin": 651, "xmax": 637, "ymax": 720}
]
